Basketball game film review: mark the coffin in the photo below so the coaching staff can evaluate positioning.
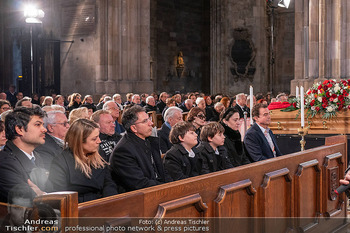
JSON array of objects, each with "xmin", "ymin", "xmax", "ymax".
[{"xmin": 270, "ymin": 109, "xmax": 350, "ymax": 135}]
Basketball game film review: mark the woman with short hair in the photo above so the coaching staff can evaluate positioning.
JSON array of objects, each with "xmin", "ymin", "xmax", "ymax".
[
  {"xmin": 48, "ymin": 119, "xmax": 118, "ymax": 203},
  {"xmin": 187, "ymin": 107, "xmax": 206, "ymax": 143}
]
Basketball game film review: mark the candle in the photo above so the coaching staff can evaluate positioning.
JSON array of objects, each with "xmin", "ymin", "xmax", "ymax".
[
  {"xmin": 300, "ymin": 86, "xmax": 304, "ymax": 127},
  {"xmin": 296, "ymin": 86, "xmax": 299, "ymax": 99},
  {"xmin": 249, "ymin": 86, "xmax": 253, "ymax": 125}
]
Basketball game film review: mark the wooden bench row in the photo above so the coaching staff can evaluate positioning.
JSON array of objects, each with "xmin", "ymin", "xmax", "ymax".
[{"xmin": 8, "ymin": 135, "xmax": 346, "ymax": 232}]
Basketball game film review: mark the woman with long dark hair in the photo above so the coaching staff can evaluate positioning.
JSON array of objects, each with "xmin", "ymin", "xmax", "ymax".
[{"xmin": 220, "ymin": 108, "xmax": 251, "ymax": 167}]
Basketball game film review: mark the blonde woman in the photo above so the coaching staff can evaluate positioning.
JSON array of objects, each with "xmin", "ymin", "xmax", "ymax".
[
  {"xmin": 42, "ymin": 96, "xmax": 53, "ymax": 107},
  {"xmin": 67, "ymin": 93, "xmax": 82, "ymax": 111},
  {"xmin": 48, "ymin": 119, "xmax": 118, "ymax": 202},
  {"xmin": 68, "ymin": 107, "xmax": 89, "ymax": 123}
]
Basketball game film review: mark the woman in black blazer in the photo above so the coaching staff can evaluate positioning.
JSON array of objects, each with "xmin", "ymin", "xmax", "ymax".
[
  {"xmin": 48, "ymin": 119, "xmax": 117, "ymax": 203},
  {"xmin": 220, "ymin": 108, "xmax": 251, "ymax": 167}
]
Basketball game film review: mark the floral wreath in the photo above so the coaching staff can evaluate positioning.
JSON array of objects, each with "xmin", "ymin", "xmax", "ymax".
[{"xmin": 282, "ymin": 79, "xmax": 350, "ymax": 119}]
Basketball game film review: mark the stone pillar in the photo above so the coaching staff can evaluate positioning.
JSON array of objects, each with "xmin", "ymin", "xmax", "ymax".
[
  {"xmin": 291, "ymin": 0, "xmax": 308, "ymax": 94},
  {"xmin": 96, "ymin": 0, "xmax": 152, "ymax": 96},
  {"xmin": 346, "ymin": 1, "xmax": 350, "ymax": 76},
  {"xmin": 331, "ymin": 0, "xmax": 341, "ymax": 79},
  {"xmin": 210, "ymin": 0, "xmax": 225, "ymax": 94},
  {"xmin": 292, "ymin": 0, "xmax": 350, "ymax": 93},
  {"xmin": 317, "ymin": 0, "xmax": 326, "ymax": 80}
]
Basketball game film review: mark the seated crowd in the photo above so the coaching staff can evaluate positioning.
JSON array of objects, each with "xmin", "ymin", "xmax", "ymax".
[{"xmin": 0, "ymin": 89, "xmax": 289, "ymax": 204}]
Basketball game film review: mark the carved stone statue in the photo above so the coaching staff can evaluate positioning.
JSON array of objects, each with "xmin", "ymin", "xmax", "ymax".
[{"xmin": 177, "ymin": 51, "xmax": 185, "ymax": 68}]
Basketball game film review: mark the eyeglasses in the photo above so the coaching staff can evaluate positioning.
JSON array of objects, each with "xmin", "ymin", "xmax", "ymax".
[
  {"xmin": 196, "ymin": 114, "xmax": 206, "ymax": 120},
  {"xmin": 52, "ymin": 122, "xmax": 69, "ymax": 127},
  {"xmin": 134, "ymin": 117, "xmax": 152, "ymax": 125}
]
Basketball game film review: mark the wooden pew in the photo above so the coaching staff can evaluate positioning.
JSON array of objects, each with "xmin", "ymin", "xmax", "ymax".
[
  {"xmin": 2, "ymin": 136, "xmax": 348, "ymax": 232},
  {"xmin": 117, "ymin": 110, "xmax": 123, "ymax": 124},
  {"xmin": 156, "ymin": 113, "xmax": 163, "ymax": 128},
  {"xmin": 182, "ymin": 112, "xmax": 188, "ymax": 121},
  {"xmin": 147, "ymin": 111, "xmax": 157, "ymax": 127}
]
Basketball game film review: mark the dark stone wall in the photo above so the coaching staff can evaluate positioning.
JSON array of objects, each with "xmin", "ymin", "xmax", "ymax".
[
  {"xmin": 151, "ymin": 0, "xmax": 210, "ymax": 95},
  {"xmin": 274, "ymin": 7, "xmax": 295, "ymax": 94}
]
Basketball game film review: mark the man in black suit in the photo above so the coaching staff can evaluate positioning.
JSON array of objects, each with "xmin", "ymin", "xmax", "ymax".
[
  {"xmin": 244, "ymin": 103, "xmax": 282, "ymax": 162},
  {"xmin": 5, "ymin": 85, "xmax": 17, "ymax": 108},
  {"xmin": 179, "ymin": 99, "xmax": 193, "ymax": 113},
  {"xmin": 109, "ymin": 105, "xmax": 172, "ymax": 192},
  {"xmin": 156, "ymin": 92, "xmax": 168, "ymax": 113},
  {"xmin": 0, "ymin": 107, "xmax": 48, "ymax": 202},
  {"xmin": 234, "ymin": 93, "xmax": 250, "ymax": 118},
  {"xmin": 35, "ymin": 110, "xmax": 69, "ymax": 170},
  {"xmin": 144, "ymin": 96, "xmax": 159, "ymax": 113},
  {"xmin": 158, "ymin": 107, "xmax": 183, "ymax": 154}
]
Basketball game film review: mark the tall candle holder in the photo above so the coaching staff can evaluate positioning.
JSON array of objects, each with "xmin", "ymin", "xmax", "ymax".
[{"xmin": 298, "ymin": 126, "xmax": 309, "ymax": 151}]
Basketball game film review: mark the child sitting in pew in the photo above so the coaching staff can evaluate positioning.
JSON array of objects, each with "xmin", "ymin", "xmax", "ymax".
[
  {"xmin": 164, "ymin": 121, "xmax": 201, "ymax": 181},
  {"xmin": 196, "ymin": 122, "xmax": 233, "ymax": 174}
]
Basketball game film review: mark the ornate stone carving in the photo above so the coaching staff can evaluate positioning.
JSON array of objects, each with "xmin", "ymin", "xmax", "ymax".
[{"xmin": 230, "ymin": 28, "xmax": 256, "ymax": 82}]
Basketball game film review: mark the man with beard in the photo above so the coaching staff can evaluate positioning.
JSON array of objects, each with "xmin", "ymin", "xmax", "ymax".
[
  {"xmin": 0, "ymin": 107, "xmax": 48, "ymax": 202},
  {"xmin": 91, "ymin": 110, "xmax": 121, "ymax": 161}
]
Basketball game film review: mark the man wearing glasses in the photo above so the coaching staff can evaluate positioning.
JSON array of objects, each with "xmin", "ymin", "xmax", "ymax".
[
  {"xmin": 244, "ymin": 103, "xmax": 282, "ymax": 162},
  {"xmin": 109, "ymin": 105, "xmax": 172, "ymax": 192},
  {"xmin": 35, "ymin": 110, "xmax": 69, "ymax": 170}
]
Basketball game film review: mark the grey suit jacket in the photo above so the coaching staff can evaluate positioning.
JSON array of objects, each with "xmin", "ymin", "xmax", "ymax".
[{"xmin": 34, "ymin": 133, "xmax": 63, "ymax": 170}]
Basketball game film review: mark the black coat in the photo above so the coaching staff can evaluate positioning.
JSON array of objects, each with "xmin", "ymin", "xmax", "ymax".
[
  {"xmin": 0, "ymin": 141, "xmax": 48, "ymax": 202},
  {"xmin": 196, "ymin": 142, "xmax": 233, "ymax": 174},
  {"xmin": 233, "ymin": 104, "xmax": 250, "ymax": 118},
  {"xmin": 68, "ymin": 101, "xmax": 81, "ymax": 111},
  {"xmin": 157, "ymin": 100, "xmax": 167, "ymax": 113},
  {"xmin": 48, "ymin": 149, "xmax": 117, "ymax": 203},
  {"xmin": 205, "ymin": 106, "xmax": 214, "ymax": 121},
  {"xmin": 244, "ymin": 123, "xmax": 282, "ymax": 162},
  {"xmin": 208, "ymin": 110, "xmax": 221, "ymax": 122},
  {"xmin": 34, "ymin": 133, "xmax": 63, "ymax": 170},
  {"xmin": 157, "ymin": 123, "xmax": 172, "ymax": 154},
  {"xmin": 144, "ymin": 104, "xmax": 158, "ymax": 113},
  {"xmin": 221, "ymin": 123, "xmax": 251, "ymax": 167},
  {"xmin": 109, "ymin": 132, "xmax": 172, "ymax": 192},
  {"xmin": 164, "ymin": 144, "xmax": 201, "ymax": 181},
  {"xmin": 5, "ymin": 91, "xmax": 17, "ymax": 107},
  {"xmin": 179, "ymin": 103, "xmax": 190, "ymax": 113}
]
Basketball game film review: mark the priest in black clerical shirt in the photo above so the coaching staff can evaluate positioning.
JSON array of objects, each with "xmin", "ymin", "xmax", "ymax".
[{"xmin": 109, "ymin": 105, "xmax": 172, "ymax": 193}]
